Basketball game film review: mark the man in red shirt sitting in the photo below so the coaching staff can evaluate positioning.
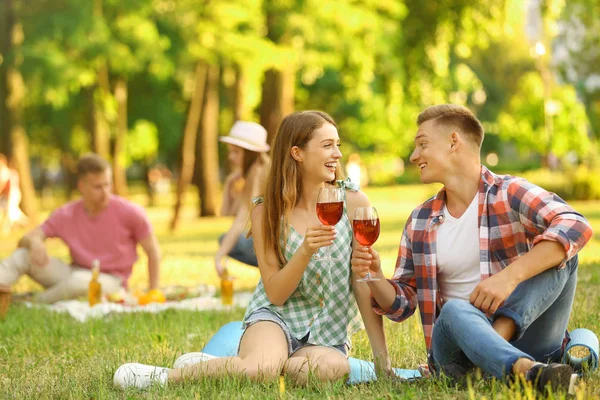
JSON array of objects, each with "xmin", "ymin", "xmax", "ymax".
[{"xmin": 0, "ymin": 153, "xmax": 162, "ymax": 303}]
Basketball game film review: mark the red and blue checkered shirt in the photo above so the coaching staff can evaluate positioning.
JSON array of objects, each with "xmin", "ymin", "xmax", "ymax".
[{"xmin": 372, "ymin": 166, "xmax": 594, "ymax": 353}]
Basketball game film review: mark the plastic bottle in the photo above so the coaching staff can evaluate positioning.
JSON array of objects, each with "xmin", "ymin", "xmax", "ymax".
[
  {"xmin": 221, "ymin": 268, "xmax": 233, "ymax": 306},
  {"xmin": 88, "ymin": 259, "xmax": 102, "ymax": 306}
]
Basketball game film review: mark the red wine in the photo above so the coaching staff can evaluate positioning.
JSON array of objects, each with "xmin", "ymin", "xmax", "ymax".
[
  {"xmin": 316, "ymin": 201, "xmax": 343, "ymax": 226},
  {"xmin": 353, "ymin": 219, "xmax": 380, "ymax": 246}
]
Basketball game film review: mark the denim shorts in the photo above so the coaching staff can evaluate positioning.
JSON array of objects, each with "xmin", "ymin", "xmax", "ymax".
[{"xmin": 240, "ymin": 308, "xmax": 348, "ymax": 357}]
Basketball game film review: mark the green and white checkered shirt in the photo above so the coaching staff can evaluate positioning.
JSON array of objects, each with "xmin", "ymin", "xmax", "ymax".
[{"xmin": 244, "ymin": 178, "xmax": 363, "ymax": 347}]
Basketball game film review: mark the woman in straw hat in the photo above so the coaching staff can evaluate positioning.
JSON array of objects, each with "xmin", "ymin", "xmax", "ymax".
[
  {"xmin": 215, "ymin": 121, "xmax": 271, "ymax": 277},
  {"xmin": 114, "ymin": 111, "xmax": 391, "ymax": 388}
]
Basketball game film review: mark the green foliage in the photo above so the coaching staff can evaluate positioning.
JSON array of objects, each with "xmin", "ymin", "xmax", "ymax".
[
  {"xmin": 126, "ymin": 120, "xmax": 159, "ymax": 164},
  {"xmin": 567, "ymin": 166, "xmax": 600, "ymax": 201},
  {"xmin": 5, "ymin": 0, "xmax": 599, "ymax": 174},
  {"xmin": 296, "ymin": 0, "xmax": 416, "ymax": 157},
  {"xmin": 521, "ymin": 167, "xmax": 600, "ymax": 201},
  {"xmin": 15, "ymin": 0, "xmax": 177, "ymax": 167},
  {"xmin": 498, "ymin": 73, "xmax": 590, "ymax": 158},
  {"xmin": 110, "ymin": 14, "xmax": 173, "ymax": 78},
  {"xmin": 554, "ymin": 0, "xmax": 600, "ymax": 140}
]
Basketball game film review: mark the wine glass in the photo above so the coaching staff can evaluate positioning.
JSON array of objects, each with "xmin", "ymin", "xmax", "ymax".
[
  {"xmin": 353, "ymin": 206, "xmax": 381, "ymax": 282},
  {"xmin": 316, "ymin": 187, "xmax": 344, "ymax": 261}
]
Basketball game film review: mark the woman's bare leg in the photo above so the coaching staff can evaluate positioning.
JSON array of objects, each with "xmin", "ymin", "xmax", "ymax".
[
  {"xmin": 284, "ymin": 346, "xmax": 349, "ymax": 385},
  {"xmin": 168, "ymin": 321, "xmax": 289, "ymax": 382}
]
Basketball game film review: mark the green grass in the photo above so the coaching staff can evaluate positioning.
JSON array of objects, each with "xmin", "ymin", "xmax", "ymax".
[{"xmin": 0, "ymin": 184, "xmax": 599, "ymax": 399}]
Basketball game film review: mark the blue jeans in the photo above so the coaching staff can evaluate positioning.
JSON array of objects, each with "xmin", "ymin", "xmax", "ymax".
[
  {"xmin": 219, "ymin": 234, "xmax": 258, "ymax": 267},
  {"xmin": 431, "ymin": 255, "xmax": 578, "ymax": 380}
]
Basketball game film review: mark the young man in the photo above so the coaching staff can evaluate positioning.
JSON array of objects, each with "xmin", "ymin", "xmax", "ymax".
[
  {"xmin": 0, "ymin": 153, "xmax": 161, "ymax": 303},
  {"xmin": 351, "ymin": 104, "xmax": 593, "ymax": 393}
]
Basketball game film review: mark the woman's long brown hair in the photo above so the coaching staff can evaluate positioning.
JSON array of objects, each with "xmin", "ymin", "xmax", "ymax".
[
  {"xmin": 241, "ymin": 149, "xmax": 268, "ymax": 179},
  {"xmin": 262, "ymin": 111, "xmax": 342, "ymax": 266}
]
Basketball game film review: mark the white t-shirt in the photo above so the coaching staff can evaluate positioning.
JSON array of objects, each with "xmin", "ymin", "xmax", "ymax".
[{"xmin": 436, "ymin": 195, "xmax": 481, "ymax": 301}]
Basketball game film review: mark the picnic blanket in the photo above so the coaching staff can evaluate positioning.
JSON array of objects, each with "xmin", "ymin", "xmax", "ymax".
[{"xmin": 24, "ymin": 291, "xmax": 254, "ymax": 323}]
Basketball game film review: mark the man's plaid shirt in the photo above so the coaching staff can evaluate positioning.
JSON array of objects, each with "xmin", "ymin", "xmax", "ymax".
[{"xmin": 372, "ymin": 166, "xmax": 593, "ymax": 354}]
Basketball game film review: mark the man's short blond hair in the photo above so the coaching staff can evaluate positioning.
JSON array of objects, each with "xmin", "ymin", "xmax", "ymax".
[
  {"xmin": 77, "ymin": 153, "xmax": 110, "ymax": 178},
  {"xmin": 417, "ymin": 104, "xmax": 484, "ymax": 147}
]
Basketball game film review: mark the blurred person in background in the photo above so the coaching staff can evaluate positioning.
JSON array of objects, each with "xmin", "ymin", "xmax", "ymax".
[
  {"xmin": 0, "ymin": 153, "xmax": 162, "ymax": 303},
  {"xmin": 214, "ymin": 121, "xmax": 271, "ymax": 277},
  {"xmin": 345, "ymin": 153, "xmax": 369, "ymax": 188},
  {"xmin": 0, "ymin": 154, "xmax": 28, "ymax": 234}
]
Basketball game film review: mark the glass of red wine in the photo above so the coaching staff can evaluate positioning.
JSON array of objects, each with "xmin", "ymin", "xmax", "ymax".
[
  {"xmin": 316, "ymin": 187, "xmax": 344, "ymax": 261},
  {"xmin": 353, "ymin": 206, "xmax": 381, "ymax": 282}
]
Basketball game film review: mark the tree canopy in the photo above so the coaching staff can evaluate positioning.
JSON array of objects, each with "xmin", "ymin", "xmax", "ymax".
[{"xmin": 0, "ymin": 0, "xmax": 597, "ymax": 194}]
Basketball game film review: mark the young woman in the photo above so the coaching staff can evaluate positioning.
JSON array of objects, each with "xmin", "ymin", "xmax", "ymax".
[
  {"xmin": 215, "ymin": 121, "xmax": 271, "ymax": 275},
  {"xmin": 114, "ymin": 111, "xmax": 390, "ymax": 388},
  {"xmin": 219, "ymin": 146, "xmax": 243, "ymax": 217}
]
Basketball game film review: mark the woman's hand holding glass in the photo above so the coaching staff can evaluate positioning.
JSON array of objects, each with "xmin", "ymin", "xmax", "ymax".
[
  {"xmin": 315, "ymin": 187, "xmax": 344, "ymax": 261},
  {"xmin": 300, "ymin": 225, "xmax": 336, "ymax": 258}
]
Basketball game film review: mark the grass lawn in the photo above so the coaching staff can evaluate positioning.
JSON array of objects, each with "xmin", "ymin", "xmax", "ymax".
[{"xmin": 0, "ymin": 184, "xmax": 599, "ymax": 399}]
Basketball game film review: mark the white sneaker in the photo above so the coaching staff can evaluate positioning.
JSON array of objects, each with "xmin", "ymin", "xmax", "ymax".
[
  {"xmin": 173, "ymin": 352, "xmax": 217, "ymax": 369},
  {"xmin": 113, "ymin": 363, "xmax": 170, "ymax": 389}
]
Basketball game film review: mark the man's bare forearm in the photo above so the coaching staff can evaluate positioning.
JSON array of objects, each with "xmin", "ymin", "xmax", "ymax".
[
  {"xmin": 139, "ymin": 233, "xmax": 161, "ymax": 290},
  {"xmin": 147, "ymin": 252, "xmax": 160, "ymax": 290},
  {"xmin": 17, "ymin": 227, "xmax": 45, "ymax": 249}
]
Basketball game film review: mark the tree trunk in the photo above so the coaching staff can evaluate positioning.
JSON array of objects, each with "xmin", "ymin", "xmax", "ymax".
[
  {"xmin": 170, "ymin": 62, "xmax": 208, "ymax": 231},
  {"xmin": 260, "ymin": 68, "xmax": 295, "ymax": 144},
  {"xmin": 60, "ymin": 152, "xmax": 78, "ymax": 200},
  {"xmin": 112, "ymin": 78, "xmax": 128, "ymax": 196},
  {"xmin": 581, "ymin": 91, "xmax": 600, "ymax": 143},
  {"xmin": 91, "ymin": 0, "xmax": 111, "ymax": 160},
  {"xmin": 3, "ymin": 3, "xmax": 38, "ymax": 223},
  {"xmin": 92, "ymin": 69, "xmax": 111, "ymax": 160},
  {"xmin": 233, "ymin": 64, "xmax": 247, "ymax": 121},
  {"xmin": 84, "ymin": 87, "xmax": 95, "ymax": 148},
  {"xmin": 9, "ymin": 119, "xmax": 38, "ymax": 223},
  {"xmin": 259, "ymin": 4, "xmax": 295, "ymax": 144},
  {"xmin": 144, "ymin": 164, "xmax": 154, "ymax": 207},
  {"xmin": 0, "ymin": 0, "xmax": 11, "ymax": 155},
  {"xmin": 53, "ymin": 129, "xmax": 78, "ymax": 199},
  {"xmin": 281, "ymin": 67, "xmax": 295, "ymax": 120},
  {"xmin": 196, "ymin": 64, "xmax": 220, "ymax": 217}
]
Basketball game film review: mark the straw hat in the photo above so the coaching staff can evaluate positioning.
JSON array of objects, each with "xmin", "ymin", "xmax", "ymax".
[{"xmin": 219, "ymin": 121, "xmax": 270, "ymax": 153}]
